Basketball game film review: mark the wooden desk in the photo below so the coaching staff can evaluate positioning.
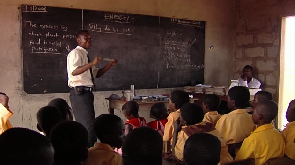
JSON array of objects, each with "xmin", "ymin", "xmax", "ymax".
[{"xmin": 105, "ymin": 98, "xmax": 169, "ymax": 114}]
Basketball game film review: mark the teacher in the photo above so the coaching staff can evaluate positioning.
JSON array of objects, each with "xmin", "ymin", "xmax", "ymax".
[{"xmin": 67, "ymin": 30, "xmax": 118, "ymax": 147}]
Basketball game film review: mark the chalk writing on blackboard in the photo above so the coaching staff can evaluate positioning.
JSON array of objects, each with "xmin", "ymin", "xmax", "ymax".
[
  {"xmin": 171, "ymin": 18, "xmax": 203, "ymax": 27},
  {"xmin": 102, "ymin": 13, "xmax": 135, "ymax": 24},
  {"xmin": 88, "ymin": 23, "xmax": 134, "ymax": 35},
  {"xmin": 22, "ymin": 5, "xmax": 47, "ymax": 12}
]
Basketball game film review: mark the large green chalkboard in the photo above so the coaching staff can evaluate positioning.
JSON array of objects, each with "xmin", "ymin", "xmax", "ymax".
[{"xmin": 21, "ymin": 5, "xmax": 205, "ymax": 94}]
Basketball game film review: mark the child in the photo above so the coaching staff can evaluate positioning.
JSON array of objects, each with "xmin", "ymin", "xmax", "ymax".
[
  {"xmin": 247, "ymin": 91, "xmax": 273, "ymax": 114},
  {"xmin": 202, "ymin": 94, "xmax": 222, "ymax": 127},
  {"xmin": 0, "ymin": 92, "xmax": 13, "ymax": 134},
  {"xmin": 281, "ymin": 99, "xmax": 295, "ymax": 160},
  {"xmin": 84, "ymin": 114, "xmax": 123, "ymax": 165},
  {"xmin": 50, "ymin": 121, "xmax": 88, "ymax": 165},
  {"xmin": 36, "ymin": 106, "xmax": 66, "ymax": 136},
  {"xmin": 48, "ymin": 98, "xmax": 73, "ymax": 121},
  {"xmin": 122, "ymin": 127, "xmax": 163, "ymax": 165},
  {"xmin": 184, "ymin": 133, "xmax": 221, "ymax": 165},
  {"xmin": 173, "ymin": 103, "xmax": 232, "ymax": 164},
  {"xmin": 163, "ymin": 90, "xmax": 190, "ymax": 144},
  {"xmin": 235, "ymin": 100, "xmax": 285, "ymax": 165},
  {"xmin": 0, "ymin": 128, "xmax": 54, "ymax": 165},
  {"xmin": 216, "ymin": 86, "xmax": 254, "ymax": 145},
  {"xmin": 122, "ymin": 101, "xmax": 147, "ymax": 136},
  {"xmin": 147, "ymin": 102, "xmax": 169, "ymax": 136}
]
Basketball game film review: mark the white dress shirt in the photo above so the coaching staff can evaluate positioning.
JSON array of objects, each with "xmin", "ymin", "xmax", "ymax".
[{"xmin": 237, "ymin": 77, "xmax": 261, "ymax": 89}]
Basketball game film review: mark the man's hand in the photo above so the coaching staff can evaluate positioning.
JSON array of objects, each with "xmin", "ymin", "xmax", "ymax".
[
  {"xmin": 241, "ymin": 73, "xmax": 247, "ymax": 81},
  {"xmin": 92, "ymin": 56, "xmax": 103, "ymax": 65},
  {"xmin": 110, "ymin": 58, "xmax": 118, "ymax": 66}
]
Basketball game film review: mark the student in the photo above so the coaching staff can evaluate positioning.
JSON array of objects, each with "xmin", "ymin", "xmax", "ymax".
[
  {"xmin": 237, "ymin": 65, "xmax": 261, "ymax": 89},
  {"xmin": 247, "ymin": 91, "xmax": 273, "ymax": 114},
  {"xmin": 163, "ymin": 90, "xmax": 190, "ymax": 144},
  {"xmin": 122, "ymin": 101, "xmax": 147, "ymax": 136},
  {"xmin": 84, "ymin": 114, "xmax": 123, "ymax": 165},
  {"xmin": 0, "ymin": 128, "xmax": 54, "ymax": 165},
  {"xmin": 173, "ymin": 103, "xmax": 232, "ymax": 164},
  {"xmin": 36, "ymin": 106, "xmax": 66, "ymax": 136},
  {"xmin": 216, "ymin": 86, "xmax": 254, "ymax": 145},
  {"xmin": 0, "ymin": 92, "xmax": 13, "ymax": 134},
  {"xmin": 184, "ymin": 133, "xmax": 221, "ymax": 165},
  {"xmin": 122, "ymin": 127, "xmax": 163, "ymax": 165},
  {"xmin": 67, "ymin": 30, "xmax": 118, "ymax": 147},
  {"xmin": 281, "ymin": 99, "xmax": 295, "ymax": 160},
  {"xmin": 50, "ymin": 121, "xmax": 88, "ymax": 165},
  {"xmin": 202, "ymin": 94, "xmax": 222, "ymax": 127},
  {"xmin": 48, "ymin": 98, "xmax": 73, "ymax": 121},
  {"xmin": 235, "ymin": 100, "xmax": 285, "ymax": 165},
  {"xmin": 147, "ymin": 102, "xmax": 169, "ymax": 136}
]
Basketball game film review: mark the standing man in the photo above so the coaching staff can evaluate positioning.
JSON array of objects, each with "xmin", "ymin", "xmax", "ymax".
[
  {"xmin": 238, "ymin": 65, "xmax": 261, "ymax": 89},
  {"xmin": 67, "ymin": 30, "xmax": 118, "ymax": 147}
]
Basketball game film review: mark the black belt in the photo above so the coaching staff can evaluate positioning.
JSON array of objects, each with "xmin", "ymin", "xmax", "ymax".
[{"xmin": 72, "ymin": 86, "xmax": 93, "ymax": 92}]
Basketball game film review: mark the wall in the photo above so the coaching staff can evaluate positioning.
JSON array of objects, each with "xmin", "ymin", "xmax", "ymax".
[
  {"xmin": 0, "ymin": 0, "xmax": 234, "ymax": 130},
  {"xmin": 232, "ymin": 0, "xmax": 295, "ymax": 100}
]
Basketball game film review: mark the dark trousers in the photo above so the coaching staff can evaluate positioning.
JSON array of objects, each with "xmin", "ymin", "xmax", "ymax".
[{"xmin": 70, "ymin": 88, "xmax": 97, "ymax": 147}]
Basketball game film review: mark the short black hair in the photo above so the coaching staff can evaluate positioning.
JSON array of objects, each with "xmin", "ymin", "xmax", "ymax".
[
  {"xmin": 122, "ymin": 101, "xmax": 139, "ymax": 116},
  {"xmin": 243, "ymin": 65, "xmax": 253, "ymax": 71},
  {"xmin": 184, "ymin": 133, "xmax": 221, "ymax": 165},
  {"xmin": 170, "ymin": 90, "xmax": 190, "ymax": 109},
  {"xmin": 203, "ymin": 94, "xmax": 221, "ymax": 111},
  {"xmin": 256, "ymin": 100, "xmax": 278, "ymax": 124},
  {"xmin": 76, "ymin": 30, "xmax": 89, "ymax": 38},
  {"xmin": 150, "ymin": 102, "xmax": 168, "ymax": 120},
  {"xmin": 228, "ymin": 86, "xmax": 250, "ymax": 108},
  {"xmin": 255, "ymin": 91, "xmax": 273, "ymax": 101},
  {"xmin": 94, "ymin": 114, "xmax": 123, "ymax": 143},
  {"xmin": 48, "ymin": 98, "xmax": 72, "ymax": 120},
  {"xmin": 180, "ymin": 103, "xmax": 204, "ymax": 125},
  {"xmin": 122, "ymin": 127, "xmax": 162, "ymax": 165},
  {"xmin": 0, "ymin": 128, "xmax": 54, "ymax": 165},
  {"xmin": 36, "ymin": 106, "xmax": 65, "ymax": 136},
  {"xmin": 50, "ymin": 121, "xmax": 88, "ymax": 164}
]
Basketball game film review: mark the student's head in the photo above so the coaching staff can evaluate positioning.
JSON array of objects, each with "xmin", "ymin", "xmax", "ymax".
[
  {"xmin": 36, "ymin": 106, "xmax": 65, "ymax": 136},
  {"xmin": 76, "ymin": 30, "xmax": 91, "ymax": 49},
  {"xmin": 122, "ymin": 127, "xmax": 162, "ymax": 165},
  {"xmin": 169, "ymin": 90, "xmax": 190, "ymax": 112},
  {"xmin": 252, "ymin": 91, "xmax": 273, "ymax": 108},
  {"xmin": 50, "ymin": 121, "xmax": 88, "ymax": 164},
  {"xmin": 243, "ymin": 65, "xmax": 253, "ymax": 78},
  {"xmin": 48, "ymin": 98, "xmax": 73, "ymax": 121},
  {"xmin": 94, "ymin": 114, "xmax": 124, "ymax": 148},
  {"xmin": 122, "ymin": 101, "xmax": 139, "ymax": 119},
  {"xmin": 184, "ymin": 133, "xmax": 221, "ymax": 165},
  {"xmin": 150, "ymin": 102, "xmax": 168, "ymax": 120},
  {"xmin": 202, "ymin": 94, "xmax": 221, "ymax": 113},
  {"xmin": 252, "ymin": 100, "xmax": 278, "ymax": 125},
  {"xmin": 0, "ymin": 128, "xmax": 54, "ymax": 165},
  {"xmin": 0, "ymin": 92, "xmax": 9, "ymax": 109},
  {"xmin": 286, "ymin": 99, "xmax": 295, "ymax": 122},
  {"xmin": 227, "ymin": 86, "xmax": 250, "ymax": 110},
  {"xmin": 180, "ymin": 103, "xmax": 204, "ymax": 126}
]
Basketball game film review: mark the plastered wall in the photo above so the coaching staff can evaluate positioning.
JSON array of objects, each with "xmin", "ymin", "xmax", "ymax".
[{"xmin": 0, "ymin": 0, "xmax": 234, "ymax": 130}]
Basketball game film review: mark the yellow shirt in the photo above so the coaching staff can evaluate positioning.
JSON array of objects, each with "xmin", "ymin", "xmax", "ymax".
[
  {"xmin": 281, "ymin": 121, "xmax": 295, "ymax": 160},
  {"xmin": 174, "ymin": 122, "xmax": 233, "ymax": 164},
  {"xmin": 0, "ymin": 104, "xmax": 13, "ymax": 135},
  {"xmin": 203, "ymin": 111, "xmax": 221, "ymax": 127},
  {"xmin": 235, "ymin": 124, "xmax": 285, "ymax": 165},
  {"xmin": 215, "ymin": 109, "xmax": 254, "ymax": 144},
  {"xmin": 83, "ymin": 142, "xmax": 122, "ymax": 165},
  {"xmin": 163, "ymin": 109, "xmax": 180, "ymax": 142}
]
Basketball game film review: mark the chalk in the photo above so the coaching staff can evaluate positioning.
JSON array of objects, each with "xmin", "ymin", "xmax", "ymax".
[
  {"xmin": 103, "ymin": 58, "xmax": 114, "ymax": 62},
  {"xmin": 190, "ymin": 39, "xmax": 196, "ymax": 46}
]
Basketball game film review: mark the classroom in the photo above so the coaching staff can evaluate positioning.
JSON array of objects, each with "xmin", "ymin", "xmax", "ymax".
[{"xmin": 0, "ymin": 0, "xmax": 294, "ymax": 141}]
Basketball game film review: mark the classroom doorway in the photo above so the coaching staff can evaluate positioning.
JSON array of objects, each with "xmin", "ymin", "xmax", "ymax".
[{"xmin": 278, "ymin": 16, "xmax": 295, "ymax": 130}]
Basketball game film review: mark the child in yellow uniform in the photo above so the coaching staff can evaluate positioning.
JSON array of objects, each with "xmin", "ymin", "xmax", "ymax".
[
  {"xmin": 281, "ymin": 99, "xmax": 295, "ymax": 160},
  {"xmin": 202, "ymin": 94, "xmax": 221, "ymax": 127},
  {"xmin": 163, "ymin": 90, "xmax": 190, "ymax": 144},
  {"xmin": 247, "ymin": 90, "xmax": 273, "ymax": 114},
  {"xmin": 0, "ymin": 92, "xmax": 13, "ymax": 134},
  {"xmin": 235, "ymin": 100, "xmax": 285, "ymax": 165},
  {"xmin": 173, "ymin": 103, "xmax": 233, "ymax": 164}
]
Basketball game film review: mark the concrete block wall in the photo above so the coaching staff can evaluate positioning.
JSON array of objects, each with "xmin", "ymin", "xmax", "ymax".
[{"xmin": 232, "ymin": 0, "xmax": 295, "ymax": 100}]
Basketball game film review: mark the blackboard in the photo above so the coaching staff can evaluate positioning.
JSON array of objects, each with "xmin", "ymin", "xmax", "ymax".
[{"xmin": 21, "ymin": 5, "xmax": 205, "ymax": 94}]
